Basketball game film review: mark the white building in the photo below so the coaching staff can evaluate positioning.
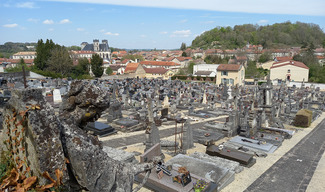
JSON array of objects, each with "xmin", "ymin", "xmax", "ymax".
[
  {"xmin": 193, "ymin": 64, "xmax": 219, "ymax": 77},
  {"xmin": 71, "ymin": 50, "xmax": 94, "ymax": 59},
  {"xmin": 12, "ymin": 52, "xmax": 36, "ymax": 59},
  {"xmin": 270, "ymin": 60, "xmax": 309, "ymax": 82}
]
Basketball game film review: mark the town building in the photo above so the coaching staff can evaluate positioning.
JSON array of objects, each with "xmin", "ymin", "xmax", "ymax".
[
  {"xmin": 144, "ymin": 67, "xmax": 170, "ymax": 79},
  {"xmin": 139, "ymin": 61, "xmax": 180, "ymax": 70},
  {"xmin": 270, "ymin": 60, "xmax": 309, "ymax": 82},
  {"xmin": 81, "ymin": 39, "xmax": 111, "ymax": 60},
  {"xmin": 11, "ymin": 52, "xmax": 36, "ymax": 60},
  {"xmin": 109, "ymin": 64, "xmax": 125, "ymax": 75},
  {"xmin": 71, "ymin": 50, "xmax": 95, "ymax": 59},
  {"xmin": 216, "ymin": 64, "xmax": 245, "ymax": 86},
  {"xmin": 193, "ymin": 64, "xmax": 219, "ymax": 77}
]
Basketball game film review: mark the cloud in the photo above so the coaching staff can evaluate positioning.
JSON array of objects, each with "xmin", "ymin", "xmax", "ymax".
[
  {"xmin": 27, "ymin": 18, "xmax": 39, "ymax": 23},
  {"xmin": 16, "ymin": 2, "xmax": 37, "ymax": 9},
  {"xmin": 105, "ymin": 32, "xmax": 119, "ymax": 36},
  {"xmin": 77, "ymin": 28, "xmax": 85, "ymax": 31},
  {"xmin": 179, "ymin": 19, "xmax": 187, "ymax": 23},
  {"xmin": 3, "ymin": 23, "xmax": 18, "ymax": 28},
  {"xmin": 201, "ymin": 21, "xmax": 215, "ymax": 24},
  {"xmin": 43, "ymin": 19, "xmax": 54, "ymax": 24},
  {"xmin": 160, "ymin": 31, "xmax": 168, "ymax": 34},
  {"xmin": 59, "ymin": 19, "xmax": 71, "ymax": 24},
  {"xmin": 49, "ymin": 28, "xmax": 54, "ymax": 31},
  {"xmin": 140, "ymin": 35, "xmax": 146, "ymax": 38},
  {"xmin": 171, "ymin": 30, "xmax": 191, "ymax": 37},
  {"xmin": 258, "ymin": 19, "xmax": 268, "ymax": 24},
  {"xmin": 45, "ymin": 0, "xmax": 325, "ymax": 16},
  {"xmin": 99, "ymin": 29, "xmax": 106, "ymax": 32}
]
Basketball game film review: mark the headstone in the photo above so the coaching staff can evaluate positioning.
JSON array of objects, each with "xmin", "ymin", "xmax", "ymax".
[
  {"xmin": 53, "ymin": 89, "xmax": 62, "ymax": 103},
  {"xmin": 182, "ymin": 120, "xmax": 194, "ymax": 151},
  {"xmin": 163, "ymin": 95, "xmax": 169, "ymax": 108}
]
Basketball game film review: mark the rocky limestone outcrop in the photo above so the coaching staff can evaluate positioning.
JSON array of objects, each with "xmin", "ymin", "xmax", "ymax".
[
  {"xmin": 60, "ymin": 81, "xmax": 110, "ymax": 128},
  {"xmin": 1, "ymin": 81, "xmax": 156, "ymax": 191},
  {"xmin": 1, "ymin": 89, "xmax": 68, "ymax": 186}
]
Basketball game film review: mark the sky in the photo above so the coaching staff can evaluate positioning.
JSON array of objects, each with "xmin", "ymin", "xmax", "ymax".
[{"xmin": 1, "ymin": 0, "xmax": 325, "ymax": 49}]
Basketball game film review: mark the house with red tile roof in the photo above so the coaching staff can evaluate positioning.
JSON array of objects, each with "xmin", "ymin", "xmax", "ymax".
[
  {"xmin": 216, "ymin": 64, "xmax": 245, "ymax": 86},
  {"xmin": 270, "ymin": 60, "xmax": 309, "ymax": 82},
  {"xmin": 171, "ymin": 57, "xmax": 193, "ymax": 68},
  {"xmin": 124, "ymin": 63, "xmax": 140, "ymax": 73},
  {"xmin": 139, "ymin": 61, "xmax": 180, "ymax": 69},
  {"xmin": 274, "ymin": 56, "xmax": 293, "ymax": 62}
]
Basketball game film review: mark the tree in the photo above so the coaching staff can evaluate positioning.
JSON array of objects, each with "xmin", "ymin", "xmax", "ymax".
[
  {"xmin": 188, "ymin": 62, "xmax": 195, "ymax": 74},
  {"xmin": 47, "ymin": 46, "xmax": 73, "ymax": 76},
  {"xmin": 258, "ymin": 52, "xmax": 271, "ymax": 63},
  {"xmin": 78, "ymin": 57, "xmax": 90, "ymax": 74},
  {"xmin": 106, "ymin": 67, "xmax": 113, "ymax": 75},
  {"xmin": 177, "ymin": 69, "xmax": 186, "ymax": 75},
  {"xmin": 91, "ymin": 54, "xmax": 104, "ymax": 77},
  {"xmin": 19, "ymin": 58, "xmax": 25, "ymax": 65},
  {"xmin": 34, "ymin": 39, "xmax": 57, "ymax": 70},
  {"xmin": 191, "ymin": 22, "xmax": 325, "ymax": 49},
  {"xmin": 180, "ymin": 42, "xmax": 187, "ymax": 51},
  {"xmin": 182, "ymin": 51, "xmax": 187, "ymax": 57},
  {"xmin": 67, "ymin": 46, "xmax": 81, "ymax": 51},
  {"xmin": 245, "ymin": 60, "xmax": 267, "ymax": 79}
]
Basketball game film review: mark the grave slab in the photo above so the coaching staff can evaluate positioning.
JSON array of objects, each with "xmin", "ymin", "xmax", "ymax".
[
  {"xmin": 85, "ymin": 121, "xmax": 117, "ymax": 136},
  {"xmin": 166, "ymin": 154, "xmax": 234, "ymax": 191},
  {"xmin": 229, "ymin": 136, "xmax": 278, "ymax": 153}
]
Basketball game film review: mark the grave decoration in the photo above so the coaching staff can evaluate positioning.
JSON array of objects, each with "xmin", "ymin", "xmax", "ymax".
[
  {"xmin": 155, "ymin": 162, "xmax": 172, "ymax": 176},
  {"xmin": 172, "ymin": 167, "xmax": 192, "ymax": 187},
  {"xmin": 193, "ymin": 179, "xmax": 208, "ymax": 192}
]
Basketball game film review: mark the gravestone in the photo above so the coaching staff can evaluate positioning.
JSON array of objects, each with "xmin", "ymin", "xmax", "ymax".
[
  {"xmin": 53, "ymin": 89, "xmax": 62, "ymax": 103},
  {"xmin": 182, "ymin": 120, "xmax": 194, "ymax": 151}
]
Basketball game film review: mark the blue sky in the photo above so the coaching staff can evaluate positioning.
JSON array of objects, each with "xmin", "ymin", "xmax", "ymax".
[{"xmin": 1, "ymin": 0, "xmax": 325, "ymax": 49}]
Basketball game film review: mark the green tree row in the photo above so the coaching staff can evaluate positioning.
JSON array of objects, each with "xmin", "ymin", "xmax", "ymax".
[
  {"xmin": 8, "ymin": 39, "xmax": 106, "ymax": 79},
  {"xmin": 191, "ymin": 22, "xmax": 325, "ymax": 49},
  {"xmin": 293, "ymin": 43, "xmax": 325, "ymax": 83},
  {"xmin": 245, "ymin": 60, "xmax": 269, "ymax": 79}
]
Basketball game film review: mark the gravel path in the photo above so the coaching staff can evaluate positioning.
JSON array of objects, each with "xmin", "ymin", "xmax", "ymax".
[{"xmin": 245, "ymin": 118, "xmax": 325, "ymax": 192}]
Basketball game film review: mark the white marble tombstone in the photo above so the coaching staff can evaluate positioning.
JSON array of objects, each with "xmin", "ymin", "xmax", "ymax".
[{"xmin": 53, "ymin": 89, "xmax": 62, "ymax": 104}]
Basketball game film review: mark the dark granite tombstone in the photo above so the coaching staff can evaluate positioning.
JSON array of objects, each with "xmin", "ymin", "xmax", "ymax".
[
  {"xmin": 206, "ymin": 145, "xmax": 255, "ymax": 167},
  {"xmin": 161, "ymin": 108, "xmax": 168, "ymax": 119},
  {"xmin": 85, "ymin": 121, "xmax": 116, "ymax": 136}
]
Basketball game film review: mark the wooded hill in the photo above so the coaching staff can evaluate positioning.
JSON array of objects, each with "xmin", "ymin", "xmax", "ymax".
[{"xmin": 191, "ymin": 22, "xmax": 325, "ymax": 49}]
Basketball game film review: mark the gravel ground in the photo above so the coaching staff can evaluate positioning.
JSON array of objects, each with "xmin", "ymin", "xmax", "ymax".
[{"xmin": 100, "ymin": 112, "xmax": 325, "ymax": 192}]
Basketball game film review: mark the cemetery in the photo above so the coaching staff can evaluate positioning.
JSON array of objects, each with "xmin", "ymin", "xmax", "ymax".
[{"xmin": 0, "ymin": 76, "xmax": 324, "ymax": 191}]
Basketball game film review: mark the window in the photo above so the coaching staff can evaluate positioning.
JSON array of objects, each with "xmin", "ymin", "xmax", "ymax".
[
  {"xmin": 222, "ymin": 78, "xmax": 229, "ymax": 84},
  {"xmin": 222, "ymin": 71, "xmax": 228, "ymax": 76},
  {"xmin": 287, "ymin": 69, "xmax": 290, "ymax": 73}
]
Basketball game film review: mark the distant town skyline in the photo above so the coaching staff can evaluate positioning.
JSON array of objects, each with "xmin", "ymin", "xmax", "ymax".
[{"xmin": 1, "ymin": 0, "xmax": 325, "ymax": 49}]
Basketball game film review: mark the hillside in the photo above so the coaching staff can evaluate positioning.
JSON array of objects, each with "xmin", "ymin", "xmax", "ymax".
[
  {"xmin": 191, "ymin": 22, "xmax": 325, "ymax": 49},
  {"xmin": 0, "ymin": 42, "xmax": 37, "ymax": 58}
]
